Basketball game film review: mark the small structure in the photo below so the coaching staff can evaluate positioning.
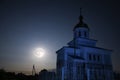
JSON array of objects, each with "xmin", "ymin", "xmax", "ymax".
[{"xmin": 39, "ymin": 69, "xmax": 56, "ymax": 80}]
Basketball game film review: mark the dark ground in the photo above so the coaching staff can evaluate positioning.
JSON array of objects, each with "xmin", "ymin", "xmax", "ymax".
[{"xmin": 0, "ymin": 69, "xmax": 38, "ymax": 80}]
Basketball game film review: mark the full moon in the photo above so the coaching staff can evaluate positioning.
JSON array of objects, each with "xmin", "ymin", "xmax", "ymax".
[{"xmin": 34, "ymin": 48, "xmax": 45, "ymax": 58}]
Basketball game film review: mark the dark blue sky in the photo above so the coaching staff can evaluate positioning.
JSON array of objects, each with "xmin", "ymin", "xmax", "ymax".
[{"xmin": 0, "ymin": 0, "xmax": 120, "ymax": 74}]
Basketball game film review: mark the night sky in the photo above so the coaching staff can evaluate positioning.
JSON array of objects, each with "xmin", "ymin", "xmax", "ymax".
[{"xmin": 0, "ymin": 0, "xmax": 120, "ymax": 74}]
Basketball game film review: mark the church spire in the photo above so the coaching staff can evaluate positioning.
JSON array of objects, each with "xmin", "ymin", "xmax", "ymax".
[
  {"xmin": 79, "ymin": 8, "xmax": 83, "ymax": 24},
  {"xmin": 73, "ymin": 9, "xmax": 89, "ymax": 38},
  {"xmin": 73, "ymin": 8, "xmax": 89, "ymax": 31}
]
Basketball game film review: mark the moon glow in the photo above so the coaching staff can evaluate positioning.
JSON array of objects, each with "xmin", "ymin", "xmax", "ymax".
[{"xmin": 34, "ymin": 48, "xmax": 45, "ymax": 58}]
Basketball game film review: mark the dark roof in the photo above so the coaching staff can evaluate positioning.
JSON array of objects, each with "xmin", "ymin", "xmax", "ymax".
[{"xmin": 73, "ymin": 15, "xmax": 89, "ymax": 30}]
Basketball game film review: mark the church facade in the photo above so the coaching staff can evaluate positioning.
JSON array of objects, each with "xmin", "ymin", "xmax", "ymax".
[{"xmin": 56, "ymin": 11, "xmax": 113, "ymax": 80}]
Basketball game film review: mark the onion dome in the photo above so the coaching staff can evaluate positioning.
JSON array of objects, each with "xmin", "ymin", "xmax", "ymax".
[{"xmin": 73, "ymin": 9, "xmax": 89, "ymax": 30}]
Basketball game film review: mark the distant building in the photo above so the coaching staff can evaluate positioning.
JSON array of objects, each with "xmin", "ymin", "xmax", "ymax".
[
  {"xmin": 39, "ymin": 69, "xmax": 56, "ymax": 80},
  {"xmin": 56, "ymin": 10, "xmax": 114, "ymax": 80}
]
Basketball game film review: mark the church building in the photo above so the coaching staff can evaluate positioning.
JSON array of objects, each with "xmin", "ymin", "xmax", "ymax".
[{"xmin": 56, "ymin": 10, "xmax": 114, "ymax": 80}]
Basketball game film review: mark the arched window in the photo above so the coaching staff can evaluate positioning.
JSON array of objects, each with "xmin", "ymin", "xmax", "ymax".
[{"xmin": 97, "ymin": 55, "xmax": 100, "ymax": 61}]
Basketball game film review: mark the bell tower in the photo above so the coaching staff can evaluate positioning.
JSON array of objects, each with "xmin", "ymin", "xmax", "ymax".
[{"xmin": 73, "ymin": 8, "xmax": 89, "ymax": 39}]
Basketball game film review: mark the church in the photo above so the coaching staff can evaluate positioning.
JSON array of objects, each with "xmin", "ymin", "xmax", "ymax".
[{"xmin": 56, "ymin": 10, "xmax": 114, "ymax": 80}]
